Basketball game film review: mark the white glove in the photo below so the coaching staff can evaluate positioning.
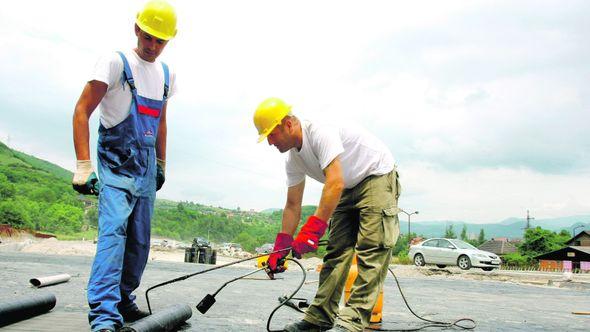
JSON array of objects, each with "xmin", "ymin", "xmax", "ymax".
[
  {"xmin": 72, "ymin": 160, "xmax": 100, "ymax": 195},
  {"xmin": 156, "ymin": 158, "xmax": 166, "ymax": 174},
  {"xmin": 73, "ymin": 160, "xmax": 94, "ymax": 185}
]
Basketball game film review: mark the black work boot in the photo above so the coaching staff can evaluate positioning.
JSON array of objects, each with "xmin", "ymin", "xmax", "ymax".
[
  {"xmin": 284, "ymin": 320, "xmax": 333, "ymax": 332},
  {"xmin": 120, "ymin": 308, "xmax": 150, "ymax": 322}
]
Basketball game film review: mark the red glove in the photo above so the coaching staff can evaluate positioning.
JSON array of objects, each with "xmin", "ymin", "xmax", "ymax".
[
  {"xmin": 267, "ymin": 233, "xmax": 293, "ymax": 273},
  {"xmin": 292, "ymin": 216, "xmax": 328, "ymax": 259}
]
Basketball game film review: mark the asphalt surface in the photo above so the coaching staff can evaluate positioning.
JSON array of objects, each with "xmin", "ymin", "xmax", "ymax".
[{"xmin": 0, "ymin": 252, "xmax": 588, "ymax": 331}]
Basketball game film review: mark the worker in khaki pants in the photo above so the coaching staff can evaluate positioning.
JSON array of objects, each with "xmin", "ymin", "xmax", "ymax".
[{"xmin": 253, "ymin": 98, "xmax": 400, "ymax": 332}]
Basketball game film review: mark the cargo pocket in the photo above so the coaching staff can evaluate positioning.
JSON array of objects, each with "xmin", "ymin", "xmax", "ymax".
[
  {"xmin": 105, "ymin": 148, "xmax": 137, "ymax": 172},
  {"xmin": 382, "ymin": 207, "xmax": 400, "ymax": 248}
]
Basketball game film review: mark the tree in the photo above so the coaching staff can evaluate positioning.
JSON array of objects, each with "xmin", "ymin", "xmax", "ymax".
[
  {"xmin": 233, "ymin": 232, "xmax": 257, "ymax": 252},
  {"xmin": 502, "ymin": 252, "xmax": 529, "ymax": 267},
  {"xmin": 393, "ymin": 232, "xmax": 417, "ymax": 255},
  {"xmin": 519, "ymin": 227, "xmax": 567, "ymax": 258},
  {"xmin": 444, "ymin": 224, "xmax": 456, "ymax": 239},
  {"xmin": 39, "ymin": 203, "xmax": 84, "ymax": 234},
  {"xmin": 86, "ymin": 206, "xmax": 99, "ymax": 227},
  {"xmin": 460, "ymin": 225, "xmax": 467, "ymax": 241},
  {"xmin": 176, "ymin": 202, "xmax": 186, "ymax": 213},
  {"xmin": 0, "ymin": 173, "xmax": 16, "ymax": 199},
  {"xmin": 478, "ymin": 229, "xmax": 485, "ymax": 245},
  {"xmin": 29, "ymin": 187, "xmax": 58, "ymax": 203},
  {"xmin": 0, "ymin": 200, "xmax": 31, "ymax": 227}
]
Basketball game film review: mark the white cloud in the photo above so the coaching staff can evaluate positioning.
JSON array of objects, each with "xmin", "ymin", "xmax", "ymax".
[
  {"xmin": 1, "ymin": 0, "xmax": 589, "ymax": 223},
  {"xmin": 400, "ymin": 162, "xmax": 590, "ymax": 223}
]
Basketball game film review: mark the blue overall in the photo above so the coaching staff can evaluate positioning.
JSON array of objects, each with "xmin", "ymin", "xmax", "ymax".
[{"xmin": 88, "ymin": 51, "xmax": 169, "ymax": 331}]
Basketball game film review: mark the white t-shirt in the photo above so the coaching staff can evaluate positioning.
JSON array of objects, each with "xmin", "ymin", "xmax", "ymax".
[
  {"xmin": 90, "ymin": 50, "xmax": 177, "ymax": 128},
  {"xmin": 285, "ymin": 121, "xmax": 395, "ymax": 188}
]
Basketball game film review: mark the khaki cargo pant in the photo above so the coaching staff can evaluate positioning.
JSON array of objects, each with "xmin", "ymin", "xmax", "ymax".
[{"xmin": 304, "ymin": 170, "xmax": 400, "ymax": 332}]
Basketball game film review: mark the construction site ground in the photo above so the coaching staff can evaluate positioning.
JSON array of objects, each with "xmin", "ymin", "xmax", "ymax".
[{"xmin": 0, "ymin": 238, "xmax": 589, "ymax": 331}]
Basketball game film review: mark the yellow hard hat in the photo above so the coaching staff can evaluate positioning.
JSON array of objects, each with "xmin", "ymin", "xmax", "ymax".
[
  {"xmin": 254, "ymin": 97, "xmax": 292, "ymax": 143},
  {"xmin": 136, "ymin": 0, "xmax": 177, "ymax": 40}
]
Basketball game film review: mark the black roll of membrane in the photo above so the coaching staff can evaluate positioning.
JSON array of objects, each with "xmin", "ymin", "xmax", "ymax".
[
  {"xmin": 120, "ymin": 304, "xmax": 192, "ymax": 332},
  {"xmin": 0, "ymin": 293, "xmax": 57, "ymax": 327}
]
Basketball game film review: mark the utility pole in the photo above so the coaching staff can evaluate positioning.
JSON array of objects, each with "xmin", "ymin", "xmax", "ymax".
[{"xmin": 525, "ymin": 210, "xmax": 535, "ymax": 230}]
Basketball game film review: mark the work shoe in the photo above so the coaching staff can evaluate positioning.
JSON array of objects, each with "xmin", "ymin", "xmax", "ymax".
[
  {"xmin": 284, "ymin": 319, "xmax": 333, "ymax": 332},
  {"xmin": 120, "ymin": 308, "xmax": 150, "ymax": 322}
]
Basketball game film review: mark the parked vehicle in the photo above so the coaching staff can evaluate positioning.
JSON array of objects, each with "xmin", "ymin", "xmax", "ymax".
[
  {"xmin": 184, "ymin": 237, "xmax": 216, "ymax": 264},
  {"xmin": 409, "ymin": 238, "xmax": 501, "ymax": 271},
  {"xmin": 193, "ymin": 237, "xmax": 210, "ymax": 248}
]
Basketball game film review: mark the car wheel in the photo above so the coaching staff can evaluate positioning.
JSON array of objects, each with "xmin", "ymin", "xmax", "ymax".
[
  {"xmin": 457, "ymin": 255, "xmax": 471, "ymax": 270},
  {"xmin": 436, "ymin": 264, "xmax": 446, "ymax": 268},
  {"xmin": 414, "ymin": 253, "xmax": 425, "ymax": 267},
  {"xmin": 481, "ymin": 267, "xmax": 494, "ymax": 271}
]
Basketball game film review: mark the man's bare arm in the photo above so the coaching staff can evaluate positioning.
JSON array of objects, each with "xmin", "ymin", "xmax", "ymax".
[
  {"xmin": 315, "ymin": 157, "xmax": 345, "ymax": 222},
  {"xmin": 73, "ymin": 80, "xmax": 108, "ymax": 160},
  {"xmin": 281, "ymin": 180, "xmax": 305, "ymax": 235}
]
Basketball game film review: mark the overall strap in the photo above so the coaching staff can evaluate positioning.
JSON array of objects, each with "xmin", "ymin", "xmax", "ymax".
[
  {"xmin": 161, "ymin": 61, "xmax": 170, "ymax": 101},
  {"xmin": 117, "ymin": 51, "xmax": 136, "ymax": 92}
]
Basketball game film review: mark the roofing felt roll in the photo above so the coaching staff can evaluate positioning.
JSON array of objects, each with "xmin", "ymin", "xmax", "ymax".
[
  {"xmin": 0, "ymin": 292, "xmax": 57, "ymax": 327},
  {"xmin": 119, "ymin": 304, "xmax": 192, "ymax": 332}
]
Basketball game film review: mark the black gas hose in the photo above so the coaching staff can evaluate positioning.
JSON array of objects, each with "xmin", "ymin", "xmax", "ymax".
[
  {"xmin": 145, "ymin": 247, "xmax": 291, "ymax": 314},
  {"xmin": 365, "ymin": 268, "xmax": 476, "ymax": 331}
]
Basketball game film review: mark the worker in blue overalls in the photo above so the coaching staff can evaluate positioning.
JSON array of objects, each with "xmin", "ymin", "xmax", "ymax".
[{"xmin": 71, "ymin": 1, "xmax": 178, "ymax": 331}]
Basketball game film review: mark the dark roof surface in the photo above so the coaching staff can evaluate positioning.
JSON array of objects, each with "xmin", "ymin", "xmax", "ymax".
[
  {"xmin": 478, "ymin": 240, "xmax": 517, "ymax": 255},
  {"xmin": 535, "ymin": 246, "xmax": 590, "ymax": 260}
]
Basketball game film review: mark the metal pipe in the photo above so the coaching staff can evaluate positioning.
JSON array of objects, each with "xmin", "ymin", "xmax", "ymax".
[
  {"xmin": 119, "ymin": 304, "xmax": 192, "ymax": 332},
  {"xmin": 29, "ymin": 274, "xmax": 71, "ymax": 288},
  {"xmin": 0, "ymin": 293, "xmax": 57, "ymax": 327}
]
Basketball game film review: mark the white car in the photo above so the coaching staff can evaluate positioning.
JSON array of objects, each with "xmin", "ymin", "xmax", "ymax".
[{"xmin": 409, "ymin": 238, "xmax": 501, "ymax": 271}]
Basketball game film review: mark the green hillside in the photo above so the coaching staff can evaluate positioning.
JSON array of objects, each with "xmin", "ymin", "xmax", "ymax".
[
  {"xmin": 0, "ymin": 141, "xmax": 318, "ymax": 252},
  {"xmin": 0, "ymin": 141, "xmax": 86, "ymax": 234},
  {"xmin": 0, "ymin": 141, "xmax": 73, "ymax": 181}
]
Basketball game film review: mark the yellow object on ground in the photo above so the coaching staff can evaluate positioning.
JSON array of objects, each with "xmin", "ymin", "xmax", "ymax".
[
  {"xmin": 344, "ymin": 255, "xmax": 384, "ymax": 323},
  {"xmin": 136, "ymin": 0, "xmax": 177, "ymax": 40},
  {"xmin": 256, "ymin": 254, "xmax": 289, "ymax": 269}
]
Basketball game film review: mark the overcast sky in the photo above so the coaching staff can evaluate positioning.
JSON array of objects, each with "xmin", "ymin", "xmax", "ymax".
[{"xmin": 1, "ymin": 0, "xmax": 589, "ymax": 223}]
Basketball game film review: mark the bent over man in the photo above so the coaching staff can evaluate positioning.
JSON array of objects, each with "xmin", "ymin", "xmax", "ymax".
[
  {"xmin": 253, "ymin": 98, "xmax": 401, "ymax": 332},
  {"xmin": 71, "ymin": 1, "xmax": 178, "ymax": 331}
]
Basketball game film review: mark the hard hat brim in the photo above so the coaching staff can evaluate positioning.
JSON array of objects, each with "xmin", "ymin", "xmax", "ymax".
[
  {"xmin": 136, "ymin": 21, "xmax": 177, "ymax": 40},
  {"xmin": 257, "ymin": 134, "xmax": 267, "ymax": 143},
  {"xmin": 256, "ymin": 119, "xmax": 283, "ymax": 143}
]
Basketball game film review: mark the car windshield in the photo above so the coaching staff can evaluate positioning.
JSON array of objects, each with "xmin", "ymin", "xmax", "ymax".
[{"xmin": 450, "ymin": 239, "xmax": 476, "ymax": 249}]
